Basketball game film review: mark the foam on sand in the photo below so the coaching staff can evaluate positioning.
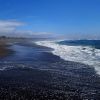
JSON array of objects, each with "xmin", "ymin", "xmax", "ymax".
[{"xmin": 35, "ymin": 41, "xmax": 100, "ymax": 75}]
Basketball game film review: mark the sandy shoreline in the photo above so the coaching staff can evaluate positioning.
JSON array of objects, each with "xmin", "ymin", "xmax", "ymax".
[{"xmin": 0, "ymin": 39, "xmax": 100, "ymax": 99}]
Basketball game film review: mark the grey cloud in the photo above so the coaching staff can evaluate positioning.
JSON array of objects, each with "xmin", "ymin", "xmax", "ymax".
[
  {"xmin": 0, "ymin": 20, "xmax": 24, "ymax": 34},
  {"xmin": 0, "ymin": 20, "xmax": 24, "ymax": 27}
]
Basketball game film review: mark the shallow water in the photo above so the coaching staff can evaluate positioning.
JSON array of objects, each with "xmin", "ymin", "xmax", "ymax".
[{"xmin": 0, "ymin": 44, "xmax": 61, "ymax": 65}]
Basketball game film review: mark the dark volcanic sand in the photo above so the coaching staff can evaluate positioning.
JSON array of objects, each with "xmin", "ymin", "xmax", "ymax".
[{"xmin": 0, "ymin": 42, "xmax": 100, "ymax": 100}]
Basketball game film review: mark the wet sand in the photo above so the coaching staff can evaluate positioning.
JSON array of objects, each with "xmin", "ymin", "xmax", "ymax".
[
  {"xmin": 0, "ymin": 62, "xmax": 100, "ymax": 100},
  {"xmin": 0, "ymin": 46, "xmax": 14, "ymax": 57}
]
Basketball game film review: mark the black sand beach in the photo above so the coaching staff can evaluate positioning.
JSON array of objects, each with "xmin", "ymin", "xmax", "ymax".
[{"xmin": 0, "ymin": 39, "xmax": 100, "ymax": 100}]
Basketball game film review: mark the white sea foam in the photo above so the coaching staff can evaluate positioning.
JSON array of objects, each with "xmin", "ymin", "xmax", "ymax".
[{"xmin": 35, "ymin": 41, "xmax": 100, "ymax": 75}]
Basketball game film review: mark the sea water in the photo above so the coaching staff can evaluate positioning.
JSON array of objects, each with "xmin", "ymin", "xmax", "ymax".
[{"xmin": 35, "ymin": 40, "xmax": 100, "ymax": 75}]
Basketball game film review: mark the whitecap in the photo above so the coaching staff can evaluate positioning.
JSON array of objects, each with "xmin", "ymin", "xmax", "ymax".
[{"xmin": 35, "ymin": 41, "xmax": 100, "ymax": 75}]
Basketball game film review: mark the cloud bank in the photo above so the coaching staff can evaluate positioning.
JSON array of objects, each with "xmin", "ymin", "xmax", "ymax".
[
  {"xmin": 0, "ymin": 20, "xmax": 100, "ymax": 40},
  {"xmin": 0, "ymin": 20, "xmax": 24, "ymax": 33},
  {"xmin": 0, "ymin": 20, "xmax": 53, "ymax": 38}
]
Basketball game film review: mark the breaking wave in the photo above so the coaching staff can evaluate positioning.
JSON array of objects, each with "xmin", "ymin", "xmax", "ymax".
[{"xmin": 35, "ymin": 41, "xmax": 100, "ymax": 75}]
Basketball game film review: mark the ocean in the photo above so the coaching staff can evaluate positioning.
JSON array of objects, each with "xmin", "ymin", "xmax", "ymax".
[{"xmin": 35, "ymin": 40, "xmax": 100, "ymax": 75}]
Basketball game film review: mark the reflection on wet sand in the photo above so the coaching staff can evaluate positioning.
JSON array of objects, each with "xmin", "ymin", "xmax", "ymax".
[
  {"xmin": 0, "ymin": 37, "xmax": 29, "ymax": 58},
  {"xmin": 0, "ymin": 40, "xmax": 11, "ymax": 57},
  {"xmin": 0, "ymin": 46, "xmax": 12, "ymax": 57}
]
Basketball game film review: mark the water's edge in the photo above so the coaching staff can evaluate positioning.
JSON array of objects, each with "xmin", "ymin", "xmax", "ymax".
[{"xmin": 35, "ymin": 40, "xmax": 100, "ymax": 75}]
